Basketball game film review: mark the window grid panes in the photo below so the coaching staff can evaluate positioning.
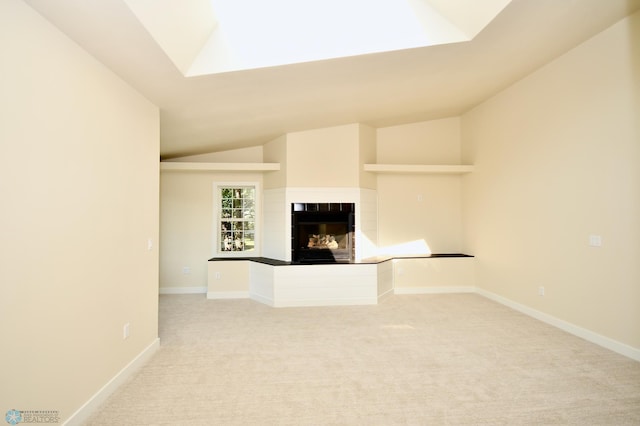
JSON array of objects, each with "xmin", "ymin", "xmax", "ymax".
[{"xmin": 220, "ymin": 187, "xmax": 255, "ymax": 252}]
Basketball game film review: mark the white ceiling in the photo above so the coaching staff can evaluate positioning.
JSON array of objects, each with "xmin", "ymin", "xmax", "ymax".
[{"xmin": 24, "ymin": 0, "xmax": 640, "ymax": 159}]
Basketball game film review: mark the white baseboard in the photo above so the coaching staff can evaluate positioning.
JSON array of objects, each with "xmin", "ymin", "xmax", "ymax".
[
  {"xmin": 160, "ymin": 286, "xmax": 207, "ymax": 295},
  {"xmin": 394, "ymin": 286, "xmax": 475, "ymax": 295},
  {"xmin": 378, "ymin": 287, "xmax": 394, "ymax": 303},
  {"xmin": 475, "ymin": 288, "xmax": 640, "ymax": 362},
  {"xmin": 272, "ymin": 297, "xmax": 378, "ymax": 308},
  {"xmin": 63, "ymin": 338, "xmax": 160, "ymax": 426},
  {"xmin": 207, "ymin": 291, "xmax": 250, "ymax": 299},
  {"xmin": 250, "ymin": 293, "xmax": 275, "ymax": 307}
]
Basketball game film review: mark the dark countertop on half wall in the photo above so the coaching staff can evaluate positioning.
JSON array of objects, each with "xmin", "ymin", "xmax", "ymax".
[{"xmin": 208, "ymin": 253, "xmax": 474, "ymax": 266}]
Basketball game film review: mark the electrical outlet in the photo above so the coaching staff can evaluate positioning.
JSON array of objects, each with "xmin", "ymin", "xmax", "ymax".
[
  {"xmin": 123, "ymin": 323, "xmax": 130, "ymax": 339},
  {"xmin": 182, "ymin": 266, "xmax": 191, "ymax": 275},
  {"xmin": 215, "ymin": 272, "xmax": 221, "ymax": 280},
  {"xmin": 538, "ymin": 286, "xmax": 545, "ymax": 296}
]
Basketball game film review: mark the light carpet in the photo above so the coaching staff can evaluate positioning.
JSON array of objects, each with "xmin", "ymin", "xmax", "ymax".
[{"xmin": 86, "ymin": 294, "xmax": 640, "ymax": 425}]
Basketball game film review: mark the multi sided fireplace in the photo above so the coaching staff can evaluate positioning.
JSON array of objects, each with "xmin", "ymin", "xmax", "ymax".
[{"xmin": 291, "ymin": 203, "xmax": 355, "ymax": 263}]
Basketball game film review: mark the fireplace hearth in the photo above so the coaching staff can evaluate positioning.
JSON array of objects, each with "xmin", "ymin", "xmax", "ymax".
[{"xmin": 291, "ymin": 203, "xmax": 355, "ymax": 263}]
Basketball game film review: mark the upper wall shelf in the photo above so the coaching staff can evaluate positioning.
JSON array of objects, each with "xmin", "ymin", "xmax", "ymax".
[
  {"xmin": 160, "ymin": 162, "xmax": 280, "ymax": 172},
  {"xmin": 363, "ymin": 164, "xmax": 474, "ymax": 174}
]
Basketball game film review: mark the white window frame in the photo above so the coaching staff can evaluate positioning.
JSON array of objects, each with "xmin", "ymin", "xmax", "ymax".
[{"xmin": 213, "ymin": 181, "xmax": 261, "ymax": 257}]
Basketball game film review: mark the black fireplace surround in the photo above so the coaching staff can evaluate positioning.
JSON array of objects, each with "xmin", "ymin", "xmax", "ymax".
[{"xmin": 291, "ymin": 203, "xmax": 355, "ymax": 263}]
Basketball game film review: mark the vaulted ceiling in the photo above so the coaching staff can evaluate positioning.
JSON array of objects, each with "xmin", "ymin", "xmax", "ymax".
[{"xmin": 24, "ymin": 0, "xmax": 640, "ymax": 159}]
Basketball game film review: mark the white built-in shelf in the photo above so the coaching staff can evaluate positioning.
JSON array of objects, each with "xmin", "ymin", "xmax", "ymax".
[
  {"xmin": 363, "ymin": 164, "xmax": 474, "ymax": 174},
  {"xmin": 160, "ymin": 162, "xmax": 280, "ymax": 172}
]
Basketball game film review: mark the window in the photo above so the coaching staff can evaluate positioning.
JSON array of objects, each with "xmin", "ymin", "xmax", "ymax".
[{"xmin": 216, "ymin": 185, "xmax": 257, "ymax": 254}]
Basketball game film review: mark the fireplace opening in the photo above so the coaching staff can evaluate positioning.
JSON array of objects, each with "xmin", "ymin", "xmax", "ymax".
[{"xmin": 291, "ymin": 203, "xmax": 355, "ymax": 263}]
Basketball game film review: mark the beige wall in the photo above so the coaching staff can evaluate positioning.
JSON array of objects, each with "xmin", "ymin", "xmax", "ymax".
[
  {"xmin": 393, "ymin": 257, "xmax": 475, "ymax": 291},
  {"xmin": 286, "ymin": 124, "xmax": 361, "ymax": 188},
  {"xmin": 358, "ymin": 123, "xmax": 378, "ymax": 190},
  {"xmin": 376, "ymin": 117, "xmax": 464, "ymax": 253},
  {"xmin": 377, "ymin": 117, "xmax": 461, "ymax": 164},
  {"xmin": 462, "ymin": 10, "xmax": 640, "ymax": 349},
  {"xmin": 263, "ymin": 134, "xmax": 288, "ymax": 189},
  {"xmin": 160, "ymin": 171, "xmax": 264, "ymax": 291},
  {"xmin": 207, "ymin": 261, "xmax": 251, "ymax": 296},
  {"xmin": 0, "ymin": 0, "xmax": 160, "ymax": 421},
  {"xmin": 376, "ymin": 174, "xmax": 463, "ymax": 253},
  {"xmin": 264, "ymin": 123, "xmax": 377, "ymax": 190}
]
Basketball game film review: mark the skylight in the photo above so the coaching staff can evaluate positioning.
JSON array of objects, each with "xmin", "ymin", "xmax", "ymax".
[{"xmin": 124, "ymin": 0, "xmax": 511, "ymax": 76}]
